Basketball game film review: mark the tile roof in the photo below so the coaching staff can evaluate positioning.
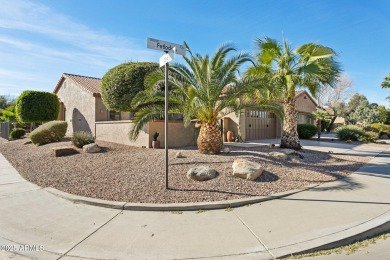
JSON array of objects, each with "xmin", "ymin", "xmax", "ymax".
[{"xmin": 54, "ymin": 73, "xmax": 102, "ymax": 96}]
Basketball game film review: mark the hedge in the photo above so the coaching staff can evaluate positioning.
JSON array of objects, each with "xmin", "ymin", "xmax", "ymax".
[
  {"xmin": 15, "ymin": 91, "xmax": 60, "ymax": 123},
  {"xmin": 335, "ymin": 125, "xmax": 365, "ymax": 141},
  {"xmin": 101, "ymin": 62, "xmax": 158, "ymax": 111},
  {"xmin": 30, "ymin": 121, "xmax": 67, "ymax": 145},
  {"xmin": 297, "ymin": 124, "xmax": 317, "ymax": 139}
]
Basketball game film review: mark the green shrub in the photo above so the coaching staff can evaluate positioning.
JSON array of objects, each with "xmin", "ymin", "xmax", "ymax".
[
  {"xmin": 321, "ymin": 119, "xmax": 330, "ymax": 132},
  {"xmin": 72, "ymin": 131, "xmax": 95, "ymax": 148},
  {"xmin": 345, "ymin": 140, "xmax": 353, "ymax": 143},
  {"xmin": 101, "ymin": 62, "xmax": 159, "ymax": 111},
  {"xmin": 370, "ymin": 123, "xmax": 390, "ymax": 134},
  {"xmin": 10, "ymin": 128, "xmax": 26, "ymax": 139},
  {"xmin": 15, "ymin": 91, "xmax": 60, "ymax": 123},
  {"xmin": 297, "ymin": 124, "xmax": 317, "ymax": 139},
  {"xmin": 30, "ymin": 121, "xmax": 67, "ymax": 145},
  {"xmin": 335, "ymin": 125, "xmax": 365, "ymax": 141},
  {"xmin": 359, "ymin": 131, "xmax": 379, "ymax": 143}
]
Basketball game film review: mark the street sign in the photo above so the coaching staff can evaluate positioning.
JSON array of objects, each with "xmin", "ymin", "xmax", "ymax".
[
  {"xmin": 147, "ymin": 37, "xmax": 186, "ymax": 56},
  {"xmin": 159, "ymin": 53, "xmax": 173, "ymax": 67}
]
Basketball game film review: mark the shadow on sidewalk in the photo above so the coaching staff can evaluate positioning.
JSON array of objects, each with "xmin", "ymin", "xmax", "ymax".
[{"xmin": 310, "ymin": 176, "xmax": 364, "ymax": 192}]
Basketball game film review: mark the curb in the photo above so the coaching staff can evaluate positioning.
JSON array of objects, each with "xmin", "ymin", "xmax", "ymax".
[{"xmin": 45, "ymin": 184, "xmax": 320, "ymax": 212}]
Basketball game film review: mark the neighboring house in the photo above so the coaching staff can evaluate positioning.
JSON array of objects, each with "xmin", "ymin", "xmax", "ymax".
[
  {"xmin": 223, "ymin": 90, "xmax": 317, "ymax": 142},
  {"xmin": 54, "ymin": 73, "xmax": 196, "ymax": 148}
]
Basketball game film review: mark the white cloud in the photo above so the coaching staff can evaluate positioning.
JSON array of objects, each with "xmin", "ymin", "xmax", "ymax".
[{"xmin": 0, "ymin": 0, "xmax": 158, "ymax": 96}]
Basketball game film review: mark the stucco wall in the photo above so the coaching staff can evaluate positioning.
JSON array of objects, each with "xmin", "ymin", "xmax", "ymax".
[
  {"xmin": 56, "ymin": 79, "xmax": 96, "ymax": 136},
  {"xmin": 149, "ymin": 121, "xmax": 196, "ymax": 148},
  {"xmin": 296, "ymin": 94, "xmax": 317, "ymax": 113},
  {"xmin": 95, "ymin": 121, "xmax": 150, "ymax": 147},
  {"xmin": 95, "ymin": 98, "xmax": 108, "ymax": 122}
]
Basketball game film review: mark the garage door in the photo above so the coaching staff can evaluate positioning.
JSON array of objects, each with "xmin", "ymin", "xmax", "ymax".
[{"xmin": 245, "ymin": 110, "xmax": 277, "ymax": 140}]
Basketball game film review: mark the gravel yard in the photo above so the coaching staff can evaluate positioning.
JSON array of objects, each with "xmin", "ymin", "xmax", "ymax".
[{"xmin": 0, "ymin": 138, "xmax": 374, "ymax": 203}]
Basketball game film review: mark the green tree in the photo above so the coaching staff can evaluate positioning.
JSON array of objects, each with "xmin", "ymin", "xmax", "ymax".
[
  {"xmin": 377, "ymin": 106, "xmax": 390, "ymax": 124},
  {"xmin": 246, "ymin": 37, "xmax": 341, "ymax": 150},
  {"xmin": 311, "ymin": 110, "xmax": 330, "ymax": 140},
  {"xmin": 101, "ymin": 62, "xmax": 158, "ymax": 111},
  {"xmin": 348, "ymin": 105, "xmax": 379, "ymax": 129},
  {"xmin": 382, "ymin": 73, "xmax": 390, "ymax": 101},
  {"xmin": 15, "ymin": 91, "xmax": 59, "ymax": 123},
  {"xmin": 130, "ymin": 43, "xmax": 281, "ymax": 154},
  {"xmin": 0, "ymin": 95, "xmax": 16, "ymax": 110}
]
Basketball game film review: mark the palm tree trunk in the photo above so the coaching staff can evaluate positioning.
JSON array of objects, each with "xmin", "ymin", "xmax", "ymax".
[
  {"xmin": 280, "ymin": 96, "xmax": 302, "ymax": 150},
  {"xmin": 197, "ymin": 122, "xmax": 222, "ymax": 154}
]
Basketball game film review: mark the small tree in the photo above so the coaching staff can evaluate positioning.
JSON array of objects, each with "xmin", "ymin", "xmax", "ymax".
[
  {"xmin": 311, "ymin": 110, "xmax": 330, "ymax": 140},
  {"xmin": 15, "ymin": 91, "xmax": 60, "ymax": 124},
  {"xmin": 348, "ymin": 105, "xmax": 379, "ymax": 129},
  {"xmin": 382, "ymin": 73, "xmax": 390, "ymax": 101},
  {"xmin": 101, "ymin": 62, "xmax": 158, "ymax": 111}
]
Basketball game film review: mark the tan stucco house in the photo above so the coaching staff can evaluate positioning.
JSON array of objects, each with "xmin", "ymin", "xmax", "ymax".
[
  {"xmin": 223, "ymin": 90, "xmax": 317, "ymax": 142},
  {"xmin": 54, "ymin": 73, "xmax": 196, "ymax": 148},
  {"xmin": 54, "ymin": 73, "xmax": 317, "ymax": 147}
]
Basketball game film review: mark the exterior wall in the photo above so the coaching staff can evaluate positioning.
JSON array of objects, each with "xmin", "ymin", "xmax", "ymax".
[
  {"xmin": 223, "ymin": 111, "xmax": 240, "ymax": 142},
  {"xmin": 95, "ymin": 98, "xmax": 108, "ymax": 122},
  {"xmin": 56, "ymin": 79, "xmax": 96, "ymax": 136},
  {"xmin": 296, "ymin": 94, "xmax": 317, "ymax": 114},
  {"xmin": 95, "ymin": 120, "xmax": 150, "ymax": 147},
  {"xmin": 95, "ymin": 120, "xmax": 196, "ymax": 148},
  {"xmin": 149, "ymin": 121, "xmax": 196, "ymax": 148}
]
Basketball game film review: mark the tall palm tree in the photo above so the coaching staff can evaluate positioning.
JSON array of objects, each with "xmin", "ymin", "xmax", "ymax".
[
  {"xmin": 247, "ymin": 37, "xmax": 341, "ymax": 150},
  {"xmin": 130, "ymin": 43, "xmax": 282, "ymax": 154}
]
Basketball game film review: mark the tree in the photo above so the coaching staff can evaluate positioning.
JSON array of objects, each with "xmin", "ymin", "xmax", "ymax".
[
  {"xmin": 130, "ymin": 43, "xmax": 282, "ymax": 154},
  {"xmin": 101, "ymin": 62, "xmax": 158, "ymax": 111},
  {"xmin": 377, "ymin": 106, "xmax": 390, "ymax": 124},
  {"xmin": 382, "ymin": 73, "xmax": 390, "ymax": 101},
  {"xmin": 311, "ymin": 110, "xmax": 330, "ymax": 140},
  {"xmin": 246, "ymin": 37, "xmax": 341, "ymax": 150},
  {"xmin": 339, "ymin": 93, "xmax": 369, "ymax": 124},
  {"xmin": 317, "ymin": 74, "xmax": 352, "ymax": 131},
  {"xmin": 348, "ymin": 105, "xmax": 379, "ymax": 129},
  {"xmin": 15, "ymin": 91, "xmax": 59, "ymax": 123},
  {"xmin": 0, "ymin": 95, "xmax": 15, "ymax": 110}
]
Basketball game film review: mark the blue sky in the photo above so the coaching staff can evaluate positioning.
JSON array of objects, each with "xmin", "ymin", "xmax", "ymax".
[{"xmin": 0, "ymin": 0, "xmax": 389, "ymax": 107}]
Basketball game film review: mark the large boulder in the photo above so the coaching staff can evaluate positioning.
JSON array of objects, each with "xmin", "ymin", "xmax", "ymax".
[
  {"xmin": 83, "ymin": 143, "xmax": 101, "ymax": 153},
  {"xmin": 187, "ymin": 166, "xmax": 217, "ymax": 181},
  {"xmin": 280, "ymin": 149, "xmax": 296, "ymax": 155},
  {"xmin": 231, "ymin": 159, "xmax": 264, "ymax": 181},
  {"xmin": 269, "ymin": 151, "xmax": 288, "ymax": 160}
]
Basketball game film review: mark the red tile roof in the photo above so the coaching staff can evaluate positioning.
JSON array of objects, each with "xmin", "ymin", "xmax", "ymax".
[{"xmin": 53, "ymin": 73, "xmax": 101, "ymax": 97}]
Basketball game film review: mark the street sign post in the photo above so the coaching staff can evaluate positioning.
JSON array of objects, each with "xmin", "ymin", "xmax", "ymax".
[{"xmin": 147, "ymin": 37, "xmax": 185, "ymax": 189}]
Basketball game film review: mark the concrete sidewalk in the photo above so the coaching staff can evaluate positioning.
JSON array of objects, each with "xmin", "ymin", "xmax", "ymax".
[{"xmin": 0, "ymin": 143, "xmax": 389, "ymax": 259}]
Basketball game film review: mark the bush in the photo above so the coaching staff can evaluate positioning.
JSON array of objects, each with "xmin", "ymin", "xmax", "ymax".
[
  {"xmin": 370, "ymin": 123, "xmax": 390, "ymax": 134},
  {"xmin": 101, "ymin": 62, "xmax": 159, "ymax": 111},
  {"xmin": 335, "ymin": 125, "xmax": 365, "ymax": 141},
  {"xmin": 359, "ymin": 131, "xmax": 379, "ymax": 143},
  {"xmin": 10, "ymin": 128, "xmax": 26, "ymax": 139},
  {"xmin": 30, "ymin": 121, "xmax": 67, "ymax": 145},
  {"xmin": 321, "ymin": 119, "xmax": 330, "ymax": 132},
  {"xmin": 15, "ymin": 91, "xmax": 60, "ymax": 123},
  {"xmin": 72, "ymin": 131, "xmax": 95, "ymax": 148},
  {"xmin": 297, "ymin": 124, "xmax": 317, "ymax": 139}
]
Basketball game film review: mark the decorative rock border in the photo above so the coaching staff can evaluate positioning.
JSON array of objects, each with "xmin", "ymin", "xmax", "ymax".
[{"xmin": 45, "ymin": 184, "xmax": 320, "ymax": 212}]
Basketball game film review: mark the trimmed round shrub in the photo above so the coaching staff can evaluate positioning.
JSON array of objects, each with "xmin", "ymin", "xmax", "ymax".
[
  {"xmin": 30, "ymin": 121, "xmax": 67, "ymax": 145},
  {"xmin": 297, "ymin": 124, "xmax": 317, "ymax": 139},
  {"xmin": 101, "ymin": 62, "xmax": 159, "ymax": 111},
  {"xmin": 10, "ymin": 128, "xmax": 26, "ymax": 139},
  {"xmin": 15, "ymin": 91, "xmax": 60, "ymax": 123},
  {"xmin": 335, "ymin": 125, "xmax": 365, "ymax": 141},
  {"xmin": 72, "ymin": 131, "xmax": 95, "ymax": 148}
]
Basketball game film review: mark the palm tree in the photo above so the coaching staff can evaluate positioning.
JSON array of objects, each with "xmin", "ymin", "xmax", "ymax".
[
  {"xmin": 130, "ymin": 43, "xmax": 282, "ymax": 154},
  {"xmin": 247, "ymin": 37, "xmax": 341, "ymax": 150}
]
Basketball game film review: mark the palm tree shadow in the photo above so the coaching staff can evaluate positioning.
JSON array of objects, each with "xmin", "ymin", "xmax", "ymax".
[{"xmin": 310, "ymin": 176, "xmax": 364, "ymax": 191}]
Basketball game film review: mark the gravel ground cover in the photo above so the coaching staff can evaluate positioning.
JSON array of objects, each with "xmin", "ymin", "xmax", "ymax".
[{"xmin": 0, "ymin": 138, "xmax": 376, "ymax": 203}]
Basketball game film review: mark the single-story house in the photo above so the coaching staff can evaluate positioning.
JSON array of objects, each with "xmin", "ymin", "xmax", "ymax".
[
  {"xmin": 54, "ymin": 73, "xmax": 318, "ymax": 147},
  {"xmin": 54, "ymin": 73, "xmax": 196, "ymax": 148},
  {"xmin": 222, "ymin": 90, "xmax": 317, "ymax": 141}
]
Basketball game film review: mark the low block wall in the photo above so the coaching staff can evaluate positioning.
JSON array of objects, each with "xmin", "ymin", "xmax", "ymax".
[{"xmin": 95, "ymin": 120, "xmax": 196, "ymax": 148}]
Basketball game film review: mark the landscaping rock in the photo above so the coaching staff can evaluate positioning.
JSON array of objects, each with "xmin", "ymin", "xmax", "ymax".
[
  {"xmin": 269, "ymin": 151, "xmax": 288, "ymax": 160},
  {"xmin": 83, "ymin": 143, "xmax": 100, "ymax": 153},
  {"xmin": 222, "ymin": 147, "xmax": 230, "ymax": 153},
  {"xmin": 175, "ymin": 152, "xmax": 185, "ymax": 158},
  {"xmin": 380, "ymin": 134, "xmax": 389, "ymax": 139},
  {"xmin": 267, "ymin": 144, "xmax": 276, "ymax": 148},
  {"xmin": 52, "ymin": 147, "xmax": 79, "ymax": 157},
  {"xmin": 231, "ymin": 159, "xmax": 264, "ymax": 181},
  {"xmin": 280, "ymin": 149, "xmax": 296, "ymax": 155},
  {"xmin": 23, "ymin": 141, "xmax": 32, "ymax": 145},
  {"xmin": 187, "ymin": 166, "xmax": 217, "ymax": 181}
]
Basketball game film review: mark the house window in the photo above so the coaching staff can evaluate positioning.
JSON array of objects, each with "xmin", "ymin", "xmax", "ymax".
[
  {"xmin": 297, "ymin": 114, "xmax": 310, "ymax": 124},
  {"xmin": 109, "ymin": 111, "xmax": 121, "ymax": 121}
]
